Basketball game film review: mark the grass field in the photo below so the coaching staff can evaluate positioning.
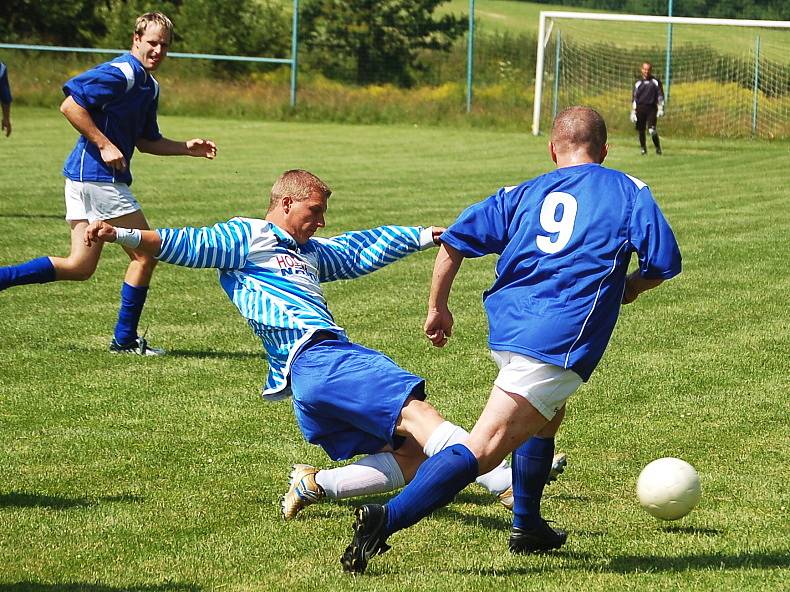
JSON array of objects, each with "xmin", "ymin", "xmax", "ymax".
[
  {"xmin": 1, "ymin": 106, "xmax": 789, "ymax": 591},
  {"xmin": 439, "ymin": 0, "xmax": 790, "ymax": 61}
]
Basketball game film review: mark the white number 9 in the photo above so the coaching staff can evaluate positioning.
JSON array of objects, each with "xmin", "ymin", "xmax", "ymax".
[{"xmin": 536, "ymin": 191, "xmax": 577, "ymax": 254}]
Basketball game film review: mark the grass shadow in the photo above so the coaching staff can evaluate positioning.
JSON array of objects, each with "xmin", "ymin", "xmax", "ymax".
[
  {"xmin": 659, "ymin": 525, "xmax": 721, "ymax": 536},
  {"xmin": 166, "ymin": 349, "xmax": 261, "ymax": 360},
  {"xmin": 0, "ymin": 214, "xmax": 64, "ymax": 220},
  {"xmin": 606, "ymin": 551, "xmax": 788, "ymax": 572},
  {"xmin": 0, "ymin": 583, "xmax": 200, "ymax": 592},
  {"xmin": 0, "ymin": 492, "xmax": 144, "ymax": 510}
]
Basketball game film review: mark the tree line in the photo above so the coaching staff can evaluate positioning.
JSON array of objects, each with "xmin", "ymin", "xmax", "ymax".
[{"xmin": 0, "ymin": 0, "xmax": 467, "ymax": 87}]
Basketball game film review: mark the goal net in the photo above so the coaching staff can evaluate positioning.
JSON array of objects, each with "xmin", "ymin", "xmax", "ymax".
[{"xmin": 532, "ymin": 12, "xmax": 790, "ymax": 140}]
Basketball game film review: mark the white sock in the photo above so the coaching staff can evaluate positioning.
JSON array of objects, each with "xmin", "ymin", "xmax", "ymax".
[
  {"xmin": 423, "ymin": 420, "xmax": 512, "ymax": 495},
  {"xmin": 314, "ymin": 452, "xmax": 405, "ymax": 500}
]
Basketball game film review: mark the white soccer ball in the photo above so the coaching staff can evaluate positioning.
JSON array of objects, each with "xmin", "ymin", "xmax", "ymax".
[{"xmin": 636, "ymin": 457, "xmax": 701, "ymax": 521}]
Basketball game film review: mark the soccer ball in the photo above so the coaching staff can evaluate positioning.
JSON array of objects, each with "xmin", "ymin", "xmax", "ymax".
[{"xmin": 636, "ymin": 457, "xmax": 701, "ymax": 520}]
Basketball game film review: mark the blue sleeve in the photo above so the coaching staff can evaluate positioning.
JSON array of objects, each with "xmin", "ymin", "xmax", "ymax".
[
  {"xmin": 0, "ymin": 64, "xmax": 11, "ymax": 104},
  {"xmin": 441, "ymin": 189, "xmax": 511, "ymax": 258},
  {"xmin": 63, "ymin": 63, "xmax": 128, "ymax": 111},
  {"xmin": 629, "ymin": 187, "xmax": 681, "ymax": 279},
  {"xmin": 314, "ymin": 225, "xmax": 428, "ymax": 282},
  {"xmin": 156, "ymin": 219, "xmax": 253, "ymax": 269}
]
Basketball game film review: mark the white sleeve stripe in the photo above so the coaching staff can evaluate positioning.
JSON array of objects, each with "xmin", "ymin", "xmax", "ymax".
[
  {"xmin": 624, "ymin": 174, "xmax": 647, "ymax": 190},
  {"xmin": 110, "ymin": 61, "xmax": 135, "ymax": 92}
]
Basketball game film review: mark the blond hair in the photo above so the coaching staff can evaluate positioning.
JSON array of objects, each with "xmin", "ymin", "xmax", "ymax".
[
  {"xmin": 134, "ymin": 12, "xmax": 174, "ymax": 44},
  {"xmin": 268, "ymin": 170, "xmax": 332, "ymax": 212}
]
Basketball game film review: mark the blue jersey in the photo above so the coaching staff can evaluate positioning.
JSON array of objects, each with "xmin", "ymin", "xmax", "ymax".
[
  {"xmin": 156, "ymin": 218, "xmax": 435, "ymax": 398},
  {"xmin": 0, "ymin": 62, "xmax": 11, "ymax": 105},
  {"xmin": 62, "ymin": 53, "xmax": 162, "ymax": 185},
  {"xmin": 441, "ymin": 163, "xmax": 681, "ymax": 381}
]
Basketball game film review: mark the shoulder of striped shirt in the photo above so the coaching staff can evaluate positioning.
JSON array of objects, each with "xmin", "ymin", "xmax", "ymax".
[{"xmin": 229, "ymin": 217, "xmax": 282, "ymax": 249}]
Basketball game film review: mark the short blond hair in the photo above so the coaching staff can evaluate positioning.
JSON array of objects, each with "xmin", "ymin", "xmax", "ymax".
[
  {"xmin": 134, "ymin": 12, "xmax": 174, "ymax": 44},
  {"xmin": 268, "ymin": 170, "xmax": 331, "ymax": 212}
]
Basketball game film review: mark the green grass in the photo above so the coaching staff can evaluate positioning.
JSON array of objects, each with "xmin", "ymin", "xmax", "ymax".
[
  {"xmin": 1, "ymin": 106, "xmax": 789, "ymax": 591},
  {"xmin": 440, "ymin": 1, "xmax": 790, "ymax": 61}
]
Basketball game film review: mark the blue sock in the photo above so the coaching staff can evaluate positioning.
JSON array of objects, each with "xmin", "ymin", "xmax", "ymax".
[
  {"xmin": 512, "ymin": 436, "xmax": 554, "ymax": 529},
  {"xmin": 384, "ymin": 443, "xmax": 478, "ymax": 536},
  {"xmin": 0, "ymin": 257, "xmax": 56, "ymax": 290},
  {"xmin": 114, "ymin": 282, "xmax": 149, "ymax": 345}
]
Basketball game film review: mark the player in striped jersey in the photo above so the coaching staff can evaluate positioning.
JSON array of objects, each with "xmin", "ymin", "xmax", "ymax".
[{"xmin": 84, "ymin": 169, "xmax": 519, "ymax": 514}]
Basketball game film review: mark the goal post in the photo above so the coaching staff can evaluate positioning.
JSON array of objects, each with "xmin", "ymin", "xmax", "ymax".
[{"xmin": 532, "ymin": 11, "xmax": 790, "ymax": 139}]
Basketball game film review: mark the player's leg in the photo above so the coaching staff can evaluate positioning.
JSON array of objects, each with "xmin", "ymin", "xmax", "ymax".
[
  {"xmin": 106, "ymin": 207, "xmax": 163, "ymax": 355},
  {"xmin": 0, "ymin": 181, "xmax": 101, "ymax": 290},
  {"xmin": 636, "ymin": 108, "xmax": 648, "ymax": 155},
  {"xmin": 285, "ymin": 341, "xmax": 423, "ymax": 519},
  {"xmin": 282, "ymin": 445, "xmax": 412, "ymax": 520},
  {"xmin": 509, "ymin": 407, "xmax": 568, "ymax": 553},
  {"xmin": 0, "ymin": 220, "xmax": 101, "ymax": 289},
  {"xmin": 398, "ymin": 408, "xmax": 513, "ymax": 509},
  {"xmin": 342, "ymin": 385, "xmax": 544, "ymax": 574},
  {"xmin": 284, "ymin": 404, "xmax": 514, "ymax": 519},
  {"xmin": 647, "ymin": 108, "xmax": 662, "ymax": 154},
  {"xmin": 485, "ymin": 351, "xmax": 580, "ymax": 552}
]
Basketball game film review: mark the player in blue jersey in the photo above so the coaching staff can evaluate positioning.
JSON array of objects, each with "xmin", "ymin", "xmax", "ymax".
[
  {"xmin": 341, "ymin": 106, "xmax": 682, "ymax": 574},
  {"xmin": 0, "ymin": 61, "xmax": 11, "ymax": 137},
  {"xmin": 0, "ymin": 12, "xmax": 216, "ymax": 355},
  {"xmin": 83, "ymin": 169, "xmax": 520, "ymax": 516}
]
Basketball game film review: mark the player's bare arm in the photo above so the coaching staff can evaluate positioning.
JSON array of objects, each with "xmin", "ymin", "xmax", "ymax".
[
  {"xmin": 60, "ymin": 96, "xmax": 126, "ymax": 170},
  {"xmin": 84, "ymin": 221, "xmax": 162, "ymax": 255},
  {"xmin": 622, "ymin": 271, "xmax": 664, "ymax": 305},
  {"xmin": 424, "ymin": 243, "xmax": 464, "ymax": 347},
  {"xmin": 431, "ymin": 226, "xmax": 446, "ymax": 245},
  {"xmin": 136, "ymin": 137, "xmax": 217, "ymax": 159}
]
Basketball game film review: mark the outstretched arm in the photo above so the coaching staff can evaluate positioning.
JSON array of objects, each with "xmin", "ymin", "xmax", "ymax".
[
  {"xmin": 424, "ymin": 243, "xmax": 465, "ymax": 348},
  {"xmin": 315, "ymin": 225, "xmax": 441, "ymax": 282},
  {"xmin": 84, "ymin": 221, "xmax": 162, "ymax": 255},
  {"xmin": 136, "ymin": 136, "xmax": 217, "ymax": 159},
  {"xmin": 85, "ymin": 218, "xmax": 251, "ymax": 269}
]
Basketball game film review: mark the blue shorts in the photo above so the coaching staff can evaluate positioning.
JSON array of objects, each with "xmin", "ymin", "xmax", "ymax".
[{"xmin": 289, "ymin": 339, "xmax": 425, "ymax": 461}]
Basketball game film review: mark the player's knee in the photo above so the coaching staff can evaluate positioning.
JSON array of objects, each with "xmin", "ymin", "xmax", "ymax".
[
  {"xmin": 59, "ymin": 262, "xmax": 96, "ymax": 281},
  {"xmin": 129, "ymin": 253, "xmax": 158, "ymax": 274},
  {"xmin": 648, "ymin": 127, "xmax": 657, "ymax": 137},
  {"xmin": 475, "ymin": 452, "xmax": 508, "ymax": 476}
]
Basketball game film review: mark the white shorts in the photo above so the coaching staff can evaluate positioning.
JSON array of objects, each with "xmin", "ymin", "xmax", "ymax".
[
  {"xmin": 64, "ymin": 179, "xmax": 141, "ymax": 222},
  {"xmin": 490, "ymin": 350, "xmax": 583, "ymax": 420}
]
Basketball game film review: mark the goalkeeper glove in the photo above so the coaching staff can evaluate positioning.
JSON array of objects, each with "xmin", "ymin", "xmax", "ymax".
[
  {"xmin": 657, "ymin": 105, "xmax": 665, "ymax": 118},
  {"xmin": 629, "ymin": 110, "xmax": 637, "ymax": 124}
]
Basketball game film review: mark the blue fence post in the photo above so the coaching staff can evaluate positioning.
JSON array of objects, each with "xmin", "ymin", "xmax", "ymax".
[
  {"xmin": 751, "ymin": 35, "xmax": 760, "ymax": 137},
  {"xmin": 665, "ymin": 0, "xmax": 673, "ymax": 104},
  {"xmin": 466, "ymin": 0, "xmax": 475, "ymax": 113},
  {"xmin": 290, "ymin": 0, "xmax": 300, "ymax": 108}
]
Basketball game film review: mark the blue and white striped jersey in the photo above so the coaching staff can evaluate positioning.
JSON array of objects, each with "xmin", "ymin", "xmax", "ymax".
[{"xmin": 157, "ymin": 217, "xmax": 435, "ymax": 399}]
